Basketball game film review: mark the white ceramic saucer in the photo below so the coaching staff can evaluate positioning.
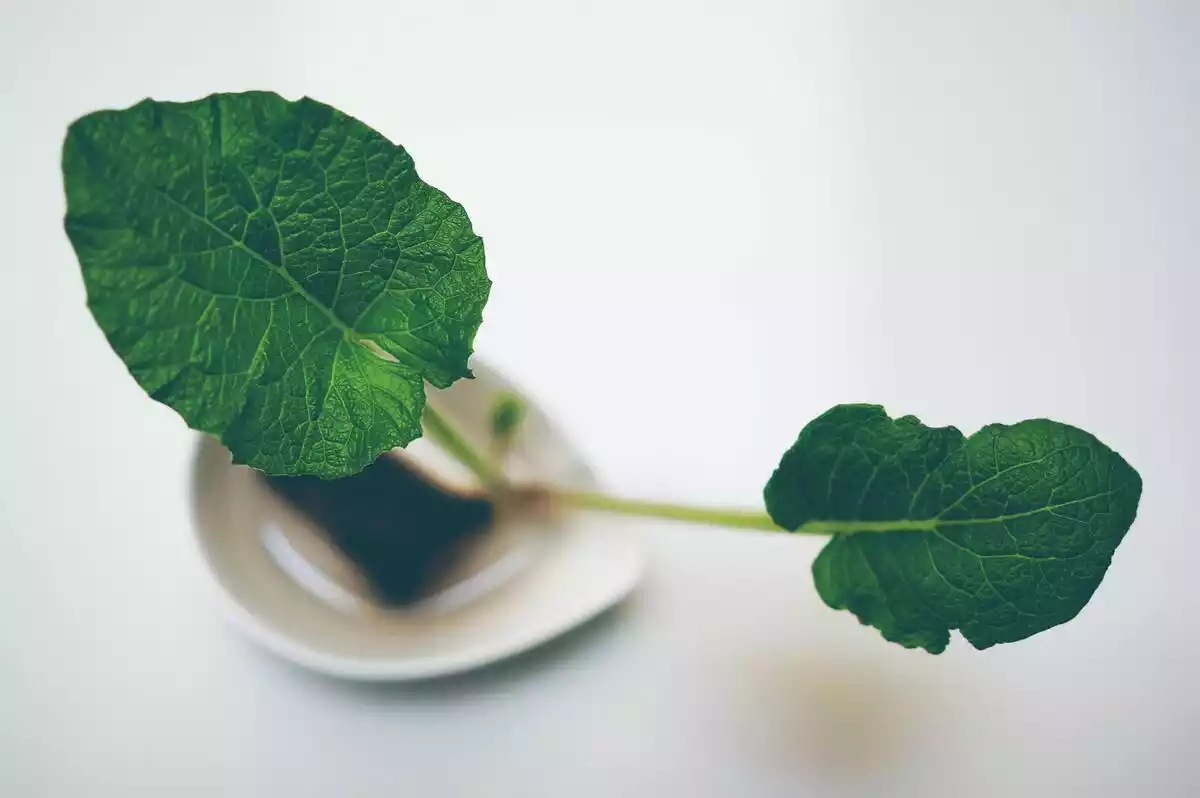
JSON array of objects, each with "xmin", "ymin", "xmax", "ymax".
[{"xmin": 189, "ymin": 360, "xmax": 646, "ymax": 681}]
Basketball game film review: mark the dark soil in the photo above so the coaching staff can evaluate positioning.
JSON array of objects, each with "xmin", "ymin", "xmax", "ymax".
[{"xmin": 260, "ymin": 456, "xmax": 494, "ymax": 606}]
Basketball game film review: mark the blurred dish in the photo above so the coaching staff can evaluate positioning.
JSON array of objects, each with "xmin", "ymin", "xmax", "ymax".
[{"xmin": 189, "ymin": 360, "xmax": 645, "ymax": 681}]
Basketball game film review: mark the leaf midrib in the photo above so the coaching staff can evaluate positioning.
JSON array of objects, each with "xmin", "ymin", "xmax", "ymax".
[
  {"xmin": 150, "ymin": 182, "xmax": 355, "ymax": 342},
  {"xmin": 797, "ymin": 486, "xmax": 1118, "ymax": 535}
]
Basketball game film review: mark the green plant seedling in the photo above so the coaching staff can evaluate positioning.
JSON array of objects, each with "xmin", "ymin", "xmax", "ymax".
[{"xmin": 62, "ymin": 92, "xmax": 1142, "ymax": 653}]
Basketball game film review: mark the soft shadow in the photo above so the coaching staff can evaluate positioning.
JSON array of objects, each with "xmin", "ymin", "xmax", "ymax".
[
  {"xmin": 719, "ymin": 637, "xmax": 970, "ymax": 788},
  {"xmin": 236, "ymin": 595, "xmax": 639, "ymax": 704}
]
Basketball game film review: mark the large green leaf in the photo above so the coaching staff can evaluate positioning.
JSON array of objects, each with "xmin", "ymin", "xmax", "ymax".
[
  {"xmin": 764, "ymin": 405, "xmax": 1142, "ymax": 653},
  {"xmin": 63, "ymin": 92, "xmax": 490, "ymax": 478}
]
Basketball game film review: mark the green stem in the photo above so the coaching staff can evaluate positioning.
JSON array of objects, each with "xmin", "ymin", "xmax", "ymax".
[
  {"xmin": 421, "ymin": 403, "xmax": 504, "ymax": 490},
  {"xmin": 420, "ymin": 402, "xmax": 936, "ymax": 537},
  {"xmin": 553, "ymin": 489, "xmax": 939, "ymax": 536},
  {"xmin": 554, "ymin": 490, "xmax": 785, "ymax": 532}
]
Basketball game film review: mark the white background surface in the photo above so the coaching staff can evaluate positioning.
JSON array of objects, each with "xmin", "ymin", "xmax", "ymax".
[{"xmin": 2, "ymin": 1, "xmax": 1197, "ymax": 795}]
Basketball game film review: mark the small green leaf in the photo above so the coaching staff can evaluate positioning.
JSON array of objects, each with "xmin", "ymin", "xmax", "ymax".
[
  {"xmin": 63, "ymin": 92, "xmax": 490, "ymax": 478},
  {"xmin": 764, "ymin": 405, "xmax": 1142, "ymax": 653},
  {"xmin": 490, "ymin": 392, "xmax": 526, "ymax": 442}
]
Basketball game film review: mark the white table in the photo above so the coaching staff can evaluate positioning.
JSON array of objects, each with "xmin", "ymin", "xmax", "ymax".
[{"xmin": 3, "ymin": 2, "xmax": 1198, "ymax": 795}]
